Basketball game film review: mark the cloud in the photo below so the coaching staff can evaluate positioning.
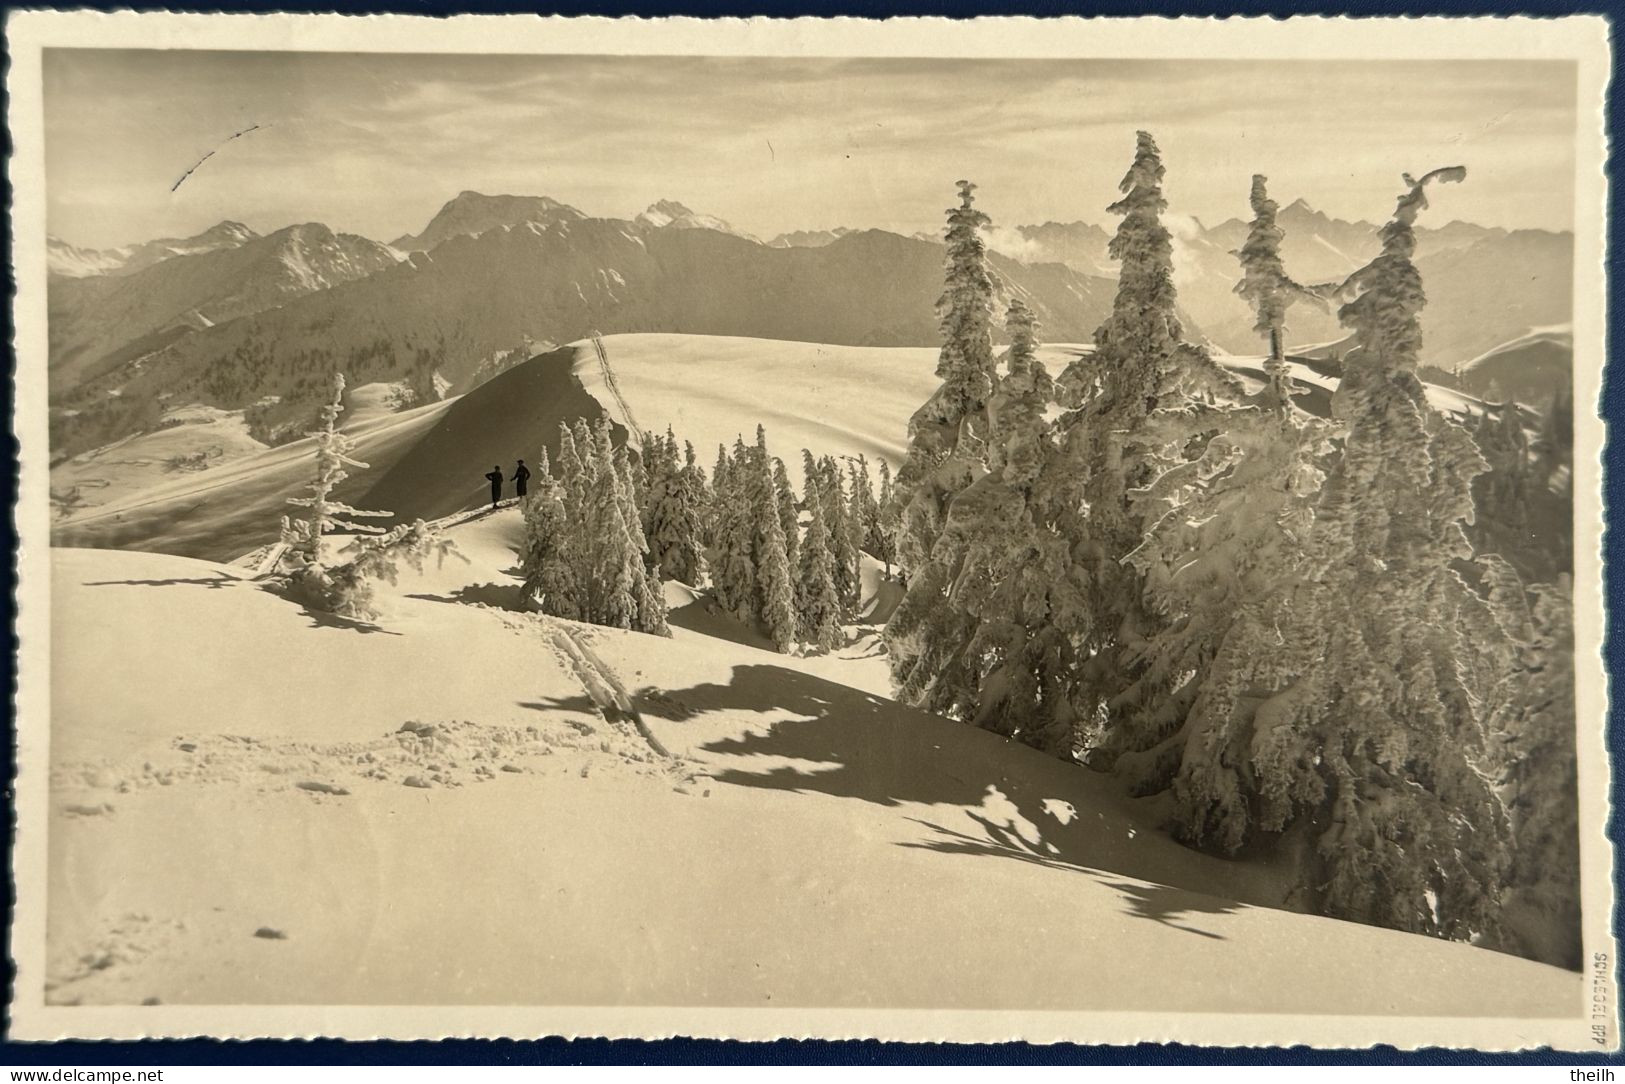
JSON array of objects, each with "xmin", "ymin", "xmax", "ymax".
[
  {"xmin": 979, "ymin": 225, "xmax": 1047, "ymax": 265},
  {"xmin": 1163, "ymin": 212, "xmax": 1209, "ymax": 286}
]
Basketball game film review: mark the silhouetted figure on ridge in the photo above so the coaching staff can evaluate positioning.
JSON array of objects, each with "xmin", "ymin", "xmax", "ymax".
[
  {"xmin": 511, "ymin": 459, "xmax": 531, "ymax": 499},
  {"xmin": 485, "ymin": 465, "xmax": 504, "ymax": 509}
]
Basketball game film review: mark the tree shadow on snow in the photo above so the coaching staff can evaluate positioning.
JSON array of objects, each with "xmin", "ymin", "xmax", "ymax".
[
  {"xmin": 569, "ymin": 662, "xmax": 1258, "ymax": 934},
  {"xmin": 902, "ymin": 814, "xmax": 1238, "ymax": 940},
  {"xmin": 294, "ymin": 604, "xmax": 402, "ymax": 636},
  {"xmin": 405, "ymin": 581, "xmax": 526, "ymax": 611},
  {"xmin": 82, "ymin": 575, "xmax": 242, "ymax": 589},
  {"xmin": 665, "ymin": 596, "xmax": 778, "ymax": 652}
]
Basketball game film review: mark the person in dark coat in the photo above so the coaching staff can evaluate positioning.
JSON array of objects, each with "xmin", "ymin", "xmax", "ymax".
[
  {"xmin": 484, "ymin": 465, "xmax": 504, "ymax": 509},
  {"xmin": 511, "ymin": 459, "xmax": 531, "ymax": 499}
]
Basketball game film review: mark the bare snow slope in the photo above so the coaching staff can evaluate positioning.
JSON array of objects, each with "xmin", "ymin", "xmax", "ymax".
[
  {"xmin": 49, "ymin": 405, "xmax": 268, "ymax": 521},
  {"xmin": 576, "ymin": 333, "xmax": 940, "ymax": 473},
  {"xmin": 44, "ymin": 514, "xmax": 1579, "ymax": 1018},
  {"xmin": 51, "ymin": 396, "xmax": 455, "ymax": 562}
]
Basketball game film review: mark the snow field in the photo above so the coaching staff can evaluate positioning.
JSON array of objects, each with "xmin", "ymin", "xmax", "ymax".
[{"xmin": 43, "ymin": 511, "xmax": 1581, "ymax": 1017}]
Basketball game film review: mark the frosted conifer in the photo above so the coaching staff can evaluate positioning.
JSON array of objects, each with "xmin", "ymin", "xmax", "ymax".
[
  {"xmin": 280, "ymin": 372, "xmax": 391, "ymax": 568},
  {"xmin": 710, "ymin": 438, "xmax": 757, "ymax": 623},
  {"xmin": 520, "ymin": 471, "xmax": 581, "ymax": 620},
  {"xmin": 772, "ymin": 455, "xmax": 800, "ymax": 571},
  {"xmin": 278, "ymin": 373, "xmax": 460, "ymax": 620},
  {"xmin": 1041, "ymin": 131, "xmax": 1243, "ymax": 763},
  {"xmin": 889, "ymin": 181, "xmax": 998, "ymax": 589},
  {"xmin": 794, "ymin": 453, "xmax": 844, "ymax": 651},
  {"xmin": 1492, "ymin": 574, "xmax": 1580, "ymax": 968},
  {"xmin": 643, "ymin": 428, "xmax": 707, "ymax": 585},
  {"xmin": 1242, "ymin": 166, "xmax": 1513, "ymax": 940},
  {"xmin": 613, "ymin": 440, "xmax": 668, "ymax": 636},
  {"xmin": 742, "ymin": 431, "xmax": 796, "ymax": 652},
  {"xmin": 888, "ymin": 297, "xmax": 1077, "ymax": 748},
  {"xmin": 1234, "ymin": 175, "xmax": 1324, "ymax": 406},
  {"xmin": 821, "ymin": 455, "xmax": 861, "ymax": 614}
]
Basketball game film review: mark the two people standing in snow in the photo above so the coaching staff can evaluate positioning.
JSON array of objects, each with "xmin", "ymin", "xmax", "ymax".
[{"xmin": 484, "ymin": 460, "xmax": 532, "ymax": 509}]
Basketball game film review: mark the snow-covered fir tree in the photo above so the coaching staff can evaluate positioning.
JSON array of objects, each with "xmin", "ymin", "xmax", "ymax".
[
  {"xmin": 887, "ymin": 180, "xmax": 998, "ymax": 594},
  {"xmin": 614, "ymin": 440, "xmax": 669, "ymax": 636},
  {"xmin": 584, "ymin": 431, "xmax": 641, "ymax": 630},
  {"xmin": 1234, "ymin": 175, "xmax": 1324, "ymax": 405},
  {"xmin": 520, "ymin": 463, "xmax": 581, "ymax": 620},
  {"xmin": 821, "ymin": 455, "xmax": 862, "ymax": 614},
  {"xmin": 872, "ymin": 459, "xmax": 898, "ymax": 576},
  {"xmin": 1247, "ymin": 166, "xmax": 1513, "ymax": 941},
  {"xmin": 747, "ymin": 429, "xmax": 798, "ymax": 653},
  {"xmin": 1113, "ymin": 177, "xmax": 1333, "ymax": 822},
  {"xmin": 708, "ymin": 443, "xmax": 734, "ymax": 550},
  {"xmin": 772, "ymin": 454, "xmax": 801, "ymax": 572},
  {"xmin": 1489, "ymin": 572, "xmax": 1580, "ymax": 968},
  {"xmin": 1041, "ymin": 130, "xmax": 1243, "ymax": 762},
  {"xmin": 643, "ymin": 427, "xmax": 707, "ymax": 585},
  {"xmin": 794, "ymin": 452, "xmax": 844, "ymax": 652},
  {"xmin": 278, "ymin": 373, "xmax": 458, "ymax": 620},
  {"xmin": 710, "ymin": 438, "xmax": 758, "ymax": 624},
  {"xmin": 849, "ymin": 456, "xmax": 881, "ymax": 561},
  {"xmin": 1471, "ymin": 398, "xmax": 1533, "ymax": 534},
  {"xmin": 893, "ymin": 297, "xmax": 1080, "ymax": 749},
  {"xmin": 280, "ymin": 372, "xmax": 392, "ymax": 567}
]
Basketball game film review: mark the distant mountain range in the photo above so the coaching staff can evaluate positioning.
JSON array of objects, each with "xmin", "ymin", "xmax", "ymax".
[
  {"xmin": 48, "ymin": 222, "xmax": 401, "ymax": 394},
  {"xmin": 44, "ymin": 189, "xmax": 1572, "ymax": 459},
  {"xmin": 48, "ymin": 220, "xmax": 259, "ymax": 279},
  {"xmin": 978, "ymin": 198, "xmax": 1573, "ymax": 365}
]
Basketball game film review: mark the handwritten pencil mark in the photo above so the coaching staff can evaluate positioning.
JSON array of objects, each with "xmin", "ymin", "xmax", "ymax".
[{"xmin": 171, "ymin": 124, "xmax": 268, "ymax": 192}]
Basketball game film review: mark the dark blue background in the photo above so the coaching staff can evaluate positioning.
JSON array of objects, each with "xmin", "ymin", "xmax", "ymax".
[{"xmin": 2, "ymin": 0, "xmax": 1619, "ymax": 1064}]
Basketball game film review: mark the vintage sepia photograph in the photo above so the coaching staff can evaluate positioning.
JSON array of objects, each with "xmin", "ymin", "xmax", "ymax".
[{"xmin": 5, "ymin": 12, "xmax": 1614, "ymax": 1051}]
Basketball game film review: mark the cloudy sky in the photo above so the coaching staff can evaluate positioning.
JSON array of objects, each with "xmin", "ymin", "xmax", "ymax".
[{"xmin": 44, "ymin": 49, "xmax": 1577, "ymax": 249}]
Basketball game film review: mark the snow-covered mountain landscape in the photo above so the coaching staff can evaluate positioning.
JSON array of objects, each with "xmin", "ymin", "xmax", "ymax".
[{"xmin": 21, "ymin": 33, "xmax": 1602, "ymax": 1052}]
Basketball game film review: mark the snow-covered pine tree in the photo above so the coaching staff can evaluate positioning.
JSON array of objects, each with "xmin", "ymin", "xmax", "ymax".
[
  {"xmin": 643, "ymin": 427, "xmax": 707, "ymax": 585},
  {"xmin": 613, "ymin": 440, "xmax": 669, "ymax": 636},
  {"xmin": 1111, "ymin": 175, "xmax": 1333, "ymax": 823},
  {"xmin": 887, "ymin": 181, "xmax": 998, "ymax": 591},
  {"xmin": 1536, "ymin": 380, "xmax": 1574, "ymax": 500},
  {"xmin": 626, "ymin": 437, "xmax": 649, "ymax": 525},
  {"xmin": 772, "ymin": 455, "xmax": 800, "ymax": 571},
  {"xmin": 520, "ymin": 468, "xmax": 581, "ymax": 620},
  {"xmin": 710, "ymin": 437, "xmax": 757, "ymax": 624},
  {"xmin": 682, "ymin": 440, "xmax": 711, "ymax": 584},
  {"xmin": 873, "ymin": 459, "xmax": 897, "ymax": 576},
  {"xmin": 1240, "ymin": 166, "xmax": 1514, "ymax": 941},
  {"xmin": 1488, "ymin": 572, "xmax": 1580, "ymax": 968},
  {"xmin": 821, "ymin": 455, "xmax": 862, "ymax": 615},
  {"xmin": 1040, "ymin": 131, "xmax": 1244, "ymax": 762},
  {"xmin": 1471, "ymin": 397, "xmax": 1533, "ymax": 535},
  {"xmin": 1234, "ymin": 175, "xmax": 1324, "ymax": 400},
  {"xmin": 316, "ymin": 518, "xmax": 461, "ymax": 621},
  {"xmin": 685, "ymin": 440, "xmax": 707, "ymax": 493},
  {"xmin": 708, "ymin": 443, "xmax": 734, "ymax": 549},
  {"xmin": 744, "ymin": 428, "xmax": 797, "ymax": 652},
  {"xmin": 280, "ymin": 372, "xmax": 392, "ymax": 569},
  {"xmin": 906, "ymin": 296, "xmax": 1080, "ymax": 750},
  {"xmin": 583, "ymin": 430, "xmax": 640, "ymax": 630},
  {"xmin": 591, "ymin": 416, "xmax": 615, "ymax": 473},
  {"xmin": 639, "ymin": 429, "xmax": 676, "ymax": 548},
  {"xmin": 794, "ymin": 452, "xmax": 844, "ymax": 652},
  {"xmin": 842, "ymin": 459, "xmax": 866, "ymax": 597},
  {"xmin": 279, "ymin": 372, "xmax": 461, "ymax": 620},
  {"xmin": 558, "ymin": 422, "xmax": 591, "ymax": 514},
  {"xmin": 850, "ymin": 456, "xmax": 878, "ymax": 559}
]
